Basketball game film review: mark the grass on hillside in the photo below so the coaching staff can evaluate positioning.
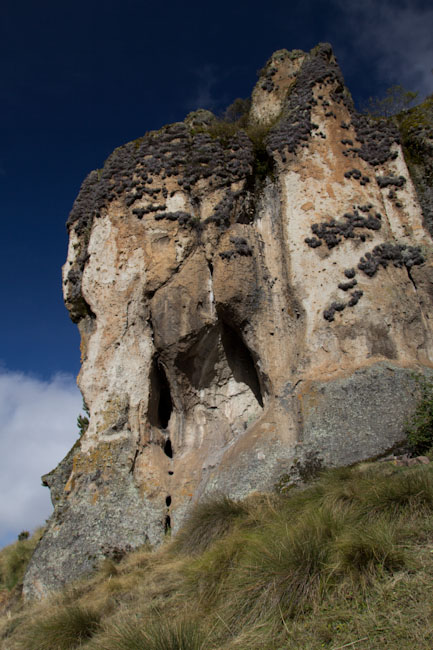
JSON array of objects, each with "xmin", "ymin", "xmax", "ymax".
[
  {"xmin": 0, "ymin": 529, "xmax": 44, "ymax": 592},
  {"xmin": 1, "ymin": 460, "xmax": 433, "ymax": 649}
]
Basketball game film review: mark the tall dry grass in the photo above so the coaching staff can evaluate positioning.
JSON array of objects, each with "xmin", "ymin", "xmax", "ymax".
[{"xmin": 1, "ymin": 461, "xmax": 433, "ymax": 649}]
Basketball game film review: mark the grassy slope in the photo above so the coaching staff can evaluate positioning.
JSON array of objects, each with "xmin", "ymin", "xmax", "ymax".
[
  {"xmin": 0, "ymin": 530, "xmax": 44, "ymax": 592},
  {"xmin": 1, "ymin": 460, "xmax": 433, "ymax": 649}
]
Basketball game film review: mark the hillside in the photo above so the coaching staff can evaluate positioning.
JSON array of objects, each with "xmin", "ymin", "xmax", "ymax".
[{"xmin": 1, "ymin": 457, "xmax": 433, "ymax": 649}]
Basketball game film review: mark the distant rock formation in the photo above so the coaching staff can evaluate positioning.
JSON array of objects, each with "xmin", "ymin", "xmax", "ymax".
[{"xmin": 24, "ymin": 43, "xmax": 433, "ymax": 598}]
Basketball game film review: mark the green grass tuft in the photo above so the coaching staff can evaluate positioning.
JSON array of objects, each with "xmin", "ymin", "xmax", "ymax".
[
  {"xmin": 360, "ymin": 466, "xmax": 433, "ymax": 517},
  {"xmin": 186, "ymin": 531, "xmax": 249, "ymax": 607},
  {"xmin": 18, "ymin": 604, "xmax": 101, "ymax": 650},
  {"xmin": 223, "ymin": 507, "xmax": 343, "ymax": 626},
  {"xmin": 172, "ymin": 494, "xmax": 249, "ymax": 555},
  {"xmin": 90, "ymin": 617, "xmax": 205, "ymax": 650},
  {"xmin": 332, "ymin": 520, "xmax": 407, "ymax": 577}
]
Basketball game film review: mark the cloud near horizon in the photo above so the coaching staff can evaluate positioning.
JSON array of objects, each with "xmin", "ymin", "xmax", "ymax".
[{"xmin": 0, "ymin": 367, "xmax": 82, "ymax": 547}]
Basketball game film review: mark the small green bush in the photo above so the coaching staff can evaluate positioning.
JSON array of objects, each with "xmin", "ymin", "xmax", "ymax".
[
  {"xmin": 17, "ymin": 531, "xmax": 29, "ymax": 541},
  {"xmin": 19, "ymin": 605, "xmax": 101, "ymax": 650},
  {"xmin": 172, "ymin": 495, "xmax": 249, "ymax": 555},
  {"xmin": 406, "ymin": 375, "xmax": 433, "ymax": 455},
  {"xmin": 223, "ymin": 97, "xmax": 251, "ymax": 124},
  {"xmin": 77, "ymin": 400, "xmax": 90, "ymax": 436}
]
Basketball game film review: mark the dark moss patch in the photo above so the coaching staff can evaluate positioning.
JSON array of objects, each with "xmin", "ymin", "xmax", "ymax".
[
  {"xmin": 350, "ymin": 112, "xmax": 400, "ymax": 166},
  {"xmin": 323, "ymin": 301, "xmax": 346, "ymax": 322},
  {"xmin": 338, "ymin": 279, "xmax": 357, "ymax": 291},
  {"xmin": 306, "ymin": 208, "xmax": 382, "ymax": 250},
  {"xmin": 358, "ymin": 243, "xmax": 424, "ymax": 278},
  {"xmin": 219, "ymin": 236, "xmax": 253, "ymax": 260},
  {"xmin": 376, "ymin": 175, "xmax": 406, "ymax": 188}
]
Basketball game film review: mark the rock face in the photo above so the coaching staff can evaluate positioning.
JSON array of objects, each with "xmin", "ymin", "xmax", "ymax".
[{"xmin": 24, "ymin": 44, "xmax": 433, "ymax": 597}]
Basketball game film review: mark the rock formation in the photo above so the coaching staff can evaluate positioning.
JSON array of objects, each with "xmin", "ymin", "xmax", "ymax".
[{"xmin": 24, "ymin": 43, "xmax": 433, "ymax": 598}]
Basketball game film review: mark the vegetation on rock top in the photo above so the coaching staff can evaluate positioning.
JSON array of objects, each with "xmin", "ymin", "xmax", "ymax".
[
  {"xmin": 362, "ymin": 85, "xmax": 419, "ymax": 119},
  {"xmin": 396, "ymin": 94, "xmax": 433, "ymax": 235}
]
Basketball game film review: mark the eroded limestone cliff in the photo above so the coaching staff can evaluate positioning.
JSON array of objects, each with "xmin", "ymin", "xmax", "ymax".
[{"xmin": 24, "ymin": 43, "xmax": 433, "ymax": 597}]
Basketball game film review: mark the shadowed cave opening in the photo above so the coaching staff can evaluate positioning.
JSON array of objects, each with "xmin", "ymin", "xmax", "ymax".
[
  {"xmin": 164, "ymin": 515, "xmax": 171, "ymax": 533},
  {"xmin": 175, "ymin": 321, "xmax": 264, "ymax": 407},
  {"xmin": 221, "ymin": 322, "xmax": 264, "ymax": 407},
  {"xmin": 148, "ymin": 358, "xmax": 173, "ymax": 429},
  {"xmin": 164, "ymin": 438, "xmax": 173, "ymax": 458}
]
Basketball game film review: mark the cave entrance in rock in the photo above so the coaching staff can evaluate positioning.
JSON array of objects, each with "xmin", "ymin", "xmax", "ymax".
[
  {"xmin": 220, "ymin": 322, "xmax": 264, "ymax": 407},
  {"xmin": 148, "ymin": 358, "xmax": 173, "ymax": 429},
  {"xmin": 174, "ymin": 321, "xmax": 264, "ymax": 407}
]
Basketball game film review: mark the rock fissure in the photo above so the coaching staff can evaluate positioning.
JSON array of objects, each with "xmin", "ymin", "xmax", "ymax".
[
  {"xmin": 406, "ymin": 266, "xmax": 418, "ymax": 292},
  {"xmin": 129, "ymin": 449, "xmax": 139, "ymax": 474},
  {"xmin": 148, "ymin": 358, "xmax": 173, "ymax": 430}
]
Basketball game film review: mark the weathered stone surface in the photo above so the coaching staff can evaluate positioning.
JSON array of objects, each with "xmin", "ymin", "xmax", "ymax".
[
  {"xmin": 24, "ymin": 43, "xmax": 433, "ymax": 597},
  {"xmin": 299, "ymin": 364, "xmax": 426, "ymax": 463}
]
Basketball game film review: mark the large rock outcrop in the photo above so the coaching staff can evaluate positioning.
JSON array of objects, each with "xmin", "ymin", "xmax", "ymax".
[{"xmin": 24, "ymin": 44, "xmax": 433, "ymax": 597}]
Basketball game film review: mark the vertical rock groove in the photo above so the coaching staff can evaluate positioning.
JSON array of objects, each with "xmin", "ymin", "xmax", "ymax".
[{"xmin": 148, "ymin": 358, "xmax": 173, "ymax": 430}]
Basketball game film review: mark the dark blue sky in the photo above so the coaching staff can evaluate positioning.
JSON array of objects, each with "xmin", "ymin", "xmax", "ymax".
[{"xmin": 1, "ymin": 0, "xmax": 432, "ymax": 381}]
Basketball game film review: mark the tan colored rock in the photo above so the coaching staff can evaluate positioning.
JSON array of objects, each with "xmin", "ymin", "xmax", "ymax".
[{"xmin": 24, "ymin": 43, "xmax": 433, "ymax": 597}]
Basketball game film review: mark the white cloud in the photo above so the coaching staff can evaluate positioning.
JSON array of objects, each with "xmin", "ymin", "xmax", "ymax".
[
  {"xmin": 0, "ymin": 368, "xmax": 82, "ymax": 547},
  {"xmin": 336, "ymin": 0, "xmax": 433, "ymax": 98},
  {"xmin": 186, "ymin": 64, "xmax": 219, "ymax": 112}
]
